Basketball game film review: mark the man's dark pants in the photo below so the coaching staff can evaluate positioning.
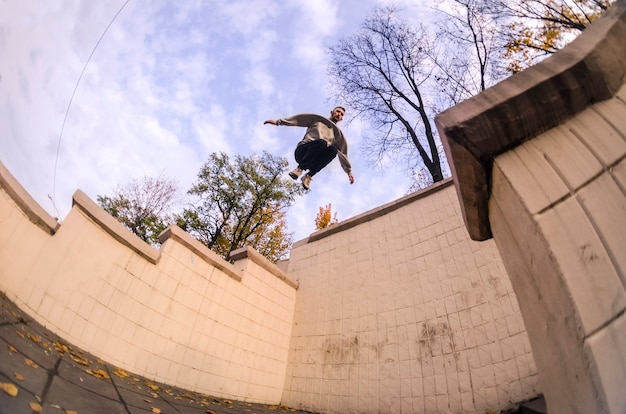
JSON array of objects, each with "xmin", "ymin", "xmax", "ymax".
[{"xmin": 295, "ymin": 140, "xmax": 337, "ymax": 176}]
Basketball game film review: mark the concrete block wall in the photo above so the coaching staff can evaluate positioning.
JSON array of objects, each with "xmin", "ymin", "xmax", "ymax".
[
  {"xmin": 281, "ymin": 181, "xmax": 539, "ymax": 414},
  {"xmin": 0, "ymin": 161, "xmax": 298, "ymax": 404},
  {"xmin": 436, "ymin": 2, "xmax": 626, "ymax": 412},
  {"xmin": 490, "ymin": 85, "xmax": 626, "ymax": 414}
]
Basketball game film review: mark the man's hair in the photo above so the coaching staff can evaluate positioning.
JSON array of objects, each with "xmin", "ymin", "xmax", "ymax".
[{"xmin": 333, "ymin": 106, "xmax": 346, "ymax": 113}]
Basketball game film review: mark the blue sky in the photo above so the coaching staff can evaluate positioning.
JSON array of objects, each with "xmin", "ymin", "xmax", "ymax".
[{"xmin": 0, "ymin": 0, "xmax": 439, "ymax": 243}]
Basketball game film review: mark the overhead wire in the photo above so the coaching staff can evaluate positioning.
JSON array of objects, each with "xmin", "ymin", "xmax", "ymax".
[{"xmin": 49, "ymin": 0, "xmax": 130, "ymax": 218}]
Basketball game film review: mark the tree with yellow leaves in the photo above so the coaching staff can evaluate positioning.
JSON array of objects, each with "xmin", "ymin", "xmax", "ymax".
[
  {"xmin": 315, "ymin": 203, "xmax": 339, "ymax": 231},
  {"xmin": 490, "ymin": 0, "xmax": 615, "ymax": 72},
  {"xmin": 241, "ymin": 203, "xmax": 293, "ymax": 263}
]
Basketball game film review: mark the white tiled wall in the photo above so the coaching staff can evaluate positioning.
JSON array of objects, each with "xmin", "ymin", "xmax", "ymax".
[
  {"xmin": 282, "ymin": 183, "xmax": 539, "ymax": 413},
  {"xmin": 490, "ymin": 85, "xmax": 626, "ymax": 414},
  {"xmin": 0, "ymin": 180, "xmax": 297, "ymax": 404},
  {"xmin": 0, "ymin": 163, "xmax": 540, "ymax": 413}
]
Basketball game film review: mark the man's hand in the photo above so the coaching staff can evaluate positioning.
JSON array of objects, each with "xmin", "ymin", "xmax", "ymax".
[
  {"xmin": 264, "ymin": 120, "xmax": 276, "ymax": 125},
  {"xmin": 348, "ymin": 172, "xmax": 355, "ymax": 184}
]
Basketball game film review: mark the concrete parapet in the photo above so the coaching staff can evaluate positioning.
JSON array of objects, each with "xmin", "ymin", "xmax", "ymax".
[
  {"xmin": 0, "ymin": 161, "xmax": 297, "ymax": 404},
  {"xmin": 1, "ymin": 157, "xmax": 539, "ymax": 412},
  {"xmin": 437, "ymin": 2, "xmax": 626, "ymax": 413},
  {"xmin": 283, "ymin": 182, "xmax": 539, "ymax": 413},
  {"xmin": 73, "ymin": 188, "xmax": 160, "ymax": 264},
  {"xmin": 0, "ymin": 161, "xmax": 59, "ymax": 235},
  {"xmin": 436, "ymin": 0, "xmax": 626, "ymax": 242}
]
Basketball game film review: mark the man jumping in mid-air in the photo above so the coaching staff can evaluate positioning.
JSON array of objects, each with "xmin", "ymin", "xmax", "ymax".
[{"xmin": 264, "ymin": 106, "xmax": 355, "ymax": 190}]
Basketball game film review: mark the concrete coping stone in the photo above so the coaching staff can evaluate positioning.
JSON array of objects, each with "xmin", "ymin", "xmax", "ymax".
[
  {"xmin": 73, "ymin": 189, "xmax": 161, "ymax": 264},
  {"xmin": 435, "ymin": 1, "xmax": 626, "ymax": 241},
  {"xmin": 294, "ymin": 178, "xmax": 454, "ymax": 247},
  {"xmin": 158, "ymin": 224, "xmax": 243, "ymax": 282},
  {"xmin": 0, "ymin": 161, "xmax": 60, "ymax": 235},
  {"xmin": 1, "ymin": 163, "xmax": 292, "ymax": 287},
  {"xmin": 230, "ymin": 245, "xmax": 299, "ymax": 289}
]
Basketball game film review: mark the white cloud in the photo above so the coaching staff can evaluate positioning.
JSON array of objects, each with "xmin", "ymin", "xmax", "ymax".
[
  {"xmin": 219, "ymin": 0, "xmax": 278, "ymax": 36},
  {"xmin": 193, "ymin": 104, "xmax": 233, "ymax": 157},
  {"xmin": 248, "ymin": 124, "xmax": 280, "ymax": 153},
  {"xmin": 1, "ymin": 0, "xmax": 431, "ymax": 244},
  {"xmin": 294, "ymin": 0, "xmax": 340, "ymax": 36},
  {"xmin": 289, "ymin": 0, "xmax": 340, "ymax": 76}
]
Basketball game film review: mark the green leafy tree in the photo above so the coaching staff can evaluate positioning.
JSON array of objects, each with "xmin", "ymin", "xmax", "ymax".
[
  {"xmin": 327, "ymin": 5, "xmax": 446, "ymax": 189},
  {"xmin": 176, "ymin": 152, "xmax": 304, "ymax": 262},
  {"xmin": 97, "ymin": 175, "xmax": 180, "ymax": 246}
]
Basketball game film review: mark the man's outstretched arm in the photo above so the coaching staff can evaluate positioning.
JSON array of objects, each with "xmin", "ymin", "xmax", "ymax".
[{"xmin": 263, "ymin": 114, "xmax": 324, "ymax": 127}]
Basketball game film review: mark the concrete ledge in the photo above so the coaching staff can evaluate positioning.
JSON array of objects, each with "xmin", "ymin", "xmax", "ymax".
[
  {"xmin": 0, "ymin": 161, "xmax": 59, "ymax": 235},
  {"xmin": 158, "ymin": 225, "xmax": 242, "ymax": 282},
  {"xmin": 435, "ymin": 1, "xmax": 626, "ymax": 240},
  {"xmin": 72, "ymin": 189, "xmax": 160, "ymax": 263},
  {"xmin": 230, "ymin": 246, "xmax": 299, "ymax": 289},
  {"xmin": 294, "ymin": 178, "xmax": 454, "ymax": 247}
]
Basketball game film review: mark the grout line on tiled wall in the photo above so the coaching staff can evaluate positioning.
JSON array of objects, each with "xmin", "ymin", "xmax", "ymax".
[
  {"xmin": 585, "ymin": 307, "xmax": 626, "ymax": 340},
  {"xmin": 575, "ymin": 177, "xmax": 626, "ymax": 292},
  {"xmin": 534, "ymin": 152, "xmax": 626, "ymax": 217}
]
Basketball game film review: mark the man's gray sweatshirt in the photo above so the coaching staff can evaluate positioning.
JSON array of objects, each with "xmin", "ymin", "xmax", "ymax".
[{"xmin": 276, "ymin": 113, "xmax": 352, "ymax": 174}]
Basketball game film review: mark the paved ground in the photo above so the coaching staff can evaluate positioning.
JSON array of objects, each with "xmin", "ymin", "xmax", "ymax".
[
  {"xmin": 0, "ymin": 292, "xmax": 546, "ymax": 414},
  {"xmin": 0, "ymin": 292, "xmax": 316, "ymax": 414}
]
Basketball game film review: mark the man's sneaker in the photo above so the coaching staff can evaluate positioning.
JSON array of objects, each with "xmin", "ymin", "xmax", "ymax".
[
  {"xmin": 301, "ymin": 174, "xmax": 312, "ymax": 190},
  {"xmin": 289, "ymin": 167, "xmax": 302, "ymax": 180}
]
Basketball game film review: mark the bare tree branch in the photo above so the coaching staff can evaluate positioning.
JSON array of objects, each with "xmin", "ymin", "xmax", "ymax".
[{"xmin": 327, "ymin": 6, "xmax": 445, "ymax": 187}]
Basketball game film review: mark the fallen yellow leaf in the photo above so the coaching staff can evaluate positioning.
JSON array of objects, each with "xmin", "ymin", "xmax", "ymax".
[
  {"xmin": 86, "ymin": 369, "xmax": 110, "ymax": 380},
  {"xmin": 0, "ymin": 382, "xmax": 19, "ymax": 397},
  {"xmin": 25, "ymin": 358, "xmax": 39, "ymax": 369},
  {"xmin": 69, "ymin": 353, "xmax": 90, "ymax": 366},
  {"xmin": 66, "ymin": 410, "xmax": 78, "ymax": 414},
  {"xmin": 16, "ymin": 331, "xmax": 25, "ymax": 339},
  {"xmin": 151, "ymin": 408, "xmax": 161, "ymax": 413},
  {"xmin": 29, "ymin": 401, "xmax": 43, "ymax": 412},
  {"xmin": 146, "ymin": 382, "xmax": 161, "ymax": 392},
  {"xmin": 8, "ymin": 344, "xmax": 17, "ymax": 353},
  {"xmin": 14, "ymin": 372, "xmax": 24, "ymax": 381},
  {"xmin": 54, "ymin": 341, "xmax": 70, "ymax": 354},
  {"xmin": 27, "ymin": 333, "xmax": 42, "ymax": 343},
  {"xmin": 113, "ymin": 368, "xmax": 131, "ymax": 379}
]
